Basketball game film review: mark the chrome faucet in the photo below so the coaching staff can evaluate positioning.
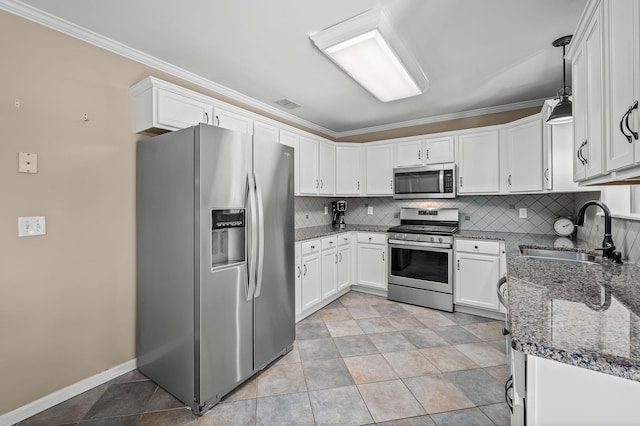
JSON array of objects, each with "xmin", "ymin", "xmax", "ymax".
[{"xmin": 575, "ymin": 200, "xmax": 622, "ymax": 263}]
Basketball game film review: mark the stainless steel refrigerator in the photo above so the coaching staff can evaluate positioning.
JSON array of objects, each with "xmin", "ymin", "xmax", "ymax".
[{"xmin": 136, "ymin": 124, "xmax": 294, "ymax": 414}]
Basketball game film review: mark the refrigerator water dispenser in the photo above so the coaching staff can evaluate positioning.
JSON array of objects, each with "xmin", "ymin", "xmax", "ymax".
[{"xmin": 211, "ymin": 209, "xmax": 245, "ymax": 268}]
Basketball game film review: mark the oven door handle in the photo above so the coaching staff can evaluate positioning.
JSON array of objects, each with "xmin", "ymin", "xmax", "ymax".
[{"xmin": 388, "ymin": 240, "xmax": 452, "ymax": 250}]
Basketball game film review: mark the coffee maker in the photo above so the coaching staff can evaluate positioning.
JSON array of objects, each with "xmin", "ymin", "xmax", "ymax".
[{"xmin": 332, "ymin": 200, "xmax": 347, "ymax": 229}]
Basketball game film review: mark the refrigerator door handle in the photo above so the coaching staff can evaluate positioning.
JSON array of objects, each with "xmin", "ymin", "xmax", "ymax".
[
  {"xmin": 253, "ymin": 172, "xmax": 265, "ymax": 298},
  {"xmin": 246, "ymin": 173, "xmax": 258, "ymax": 301}
]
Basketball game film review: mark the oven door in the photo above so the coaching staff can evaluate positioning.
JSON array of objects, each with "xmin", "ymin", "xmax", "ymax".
[{"xmin": 388, "ymin": 241, "xmax": 452, "ymax": 294}]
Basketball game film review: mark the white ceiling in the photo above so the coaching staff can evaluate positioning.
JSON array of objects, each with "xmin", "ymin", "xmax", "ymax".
[{"xmin": 9, "ymin": 0, "xmax": 587, "ymax": 136}]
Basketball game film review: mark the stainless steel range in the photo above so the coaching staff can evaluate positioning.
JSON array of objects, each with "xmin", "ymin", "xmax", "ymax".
[{"xmin": 387, "ymin": 208, "xmax": 459, "ymax": 312}]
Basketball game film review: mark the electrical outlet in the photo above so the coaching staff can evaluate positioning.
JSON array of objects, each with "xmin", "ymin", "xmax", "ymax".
[
  {"xmin": 324, "ymin": 205, "xmax": 328, "ymax": 215},
  {"xmin": 465, "ymin": 215, "xmax": 471, "ymax": 221},
  {"xmin": 519, "ymin": 208, "xmax": 528, "ymax": 219},
  {"xmin": 18, "ymin": 216, "xmax": 46, "ymax": 236},
  {"xmin": 367, "ymin": 206, "xmax": 373, "ymax": 215}
]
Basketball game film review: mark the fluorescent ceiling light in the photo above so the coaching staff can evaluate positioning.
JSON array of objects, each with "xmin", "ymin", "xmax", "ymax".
[{"xmin": 310, "ymin": 8, "xmax": 428, "ymax": 102}]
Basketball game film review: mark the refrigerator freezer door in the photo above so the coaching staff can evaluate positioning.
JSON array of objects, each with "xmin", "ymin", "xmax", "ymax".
[
  {"xmin": 253, "ymin": 142, "xmax": 295, "ymax": 370},
  {"xmin": 197, "ymin": 125, "xmax": 253, "ymax": 407}
]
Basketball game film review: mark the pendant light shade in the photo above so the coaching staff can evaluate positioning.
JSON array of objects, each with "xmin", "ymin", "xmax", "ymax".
[{"xmin": 547, "ymin": 35, "xmax": 573, "ymax": 125}]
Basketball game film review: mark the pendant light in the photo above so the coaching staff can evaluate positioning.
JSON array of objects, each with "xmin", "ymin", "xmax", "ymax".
[{"xmin": 547, "ymin": 35, "xmax": 573, "ymax": 125}]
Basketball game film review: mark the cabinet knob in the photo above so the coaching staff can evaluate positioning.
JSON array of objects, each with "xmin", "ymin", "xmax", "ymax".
[{"xmin": 311, "ymin": 245, "xmax": 315, "ymax": 249}]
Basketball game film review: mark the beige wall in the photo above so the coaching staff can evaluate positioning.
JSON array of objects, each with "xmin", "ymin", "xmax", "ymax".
[{"xmin": 0, "ymin": 10, "xmax": 543, "ymax": 415}]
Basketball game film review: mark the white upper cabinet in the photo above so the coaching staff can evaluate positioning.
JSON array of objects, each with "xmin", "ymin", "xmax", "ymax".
[
  {"xmin": 298, "ymin": 137, "xmax": 335, "ymax": 195},
  {"xmin": 156, "ymin": 89, "xmax": 213, "ymax": 130},
  {"xmin": 457, "ymin": 130, "xmax": 500, "ymax": 194},
  {"xmin": 365, "ymin": 144, "xmax": 394, "ymax": 195},
  {"xmin": 541, "ymin": 101, "xmax": 595, "ymax": 192},
  {"xmin": 130, "ymin": 77, "xmax": 213, "ymax": 133},
  {"xmin": 336, "ymin": 145, "xmax": 363, "ymax": 195},
  {"xmin": 253, "ymin": 121, "xmax": 279, "ymax": 144},
  {"xmin": 567, "ymin": 0, "xmax": 640, "ymax": 184},
  {"xmin": 501, "ymin": 115, "xmax": 544, "ymax": 193},
  {"xmin": 395, "ymin": 139, "xmax": 423, "ymax": 167},
  {"xmin": 395, "ymin": 136, "xmax": 454, "ymax": 167},
  {"xmin": 423, "ymin": 136, "xmax": 455, "ymax": 164},
  {"xmin": 606, "ymin": 0, "xmax": 640, "ymax": 171},
  {"xmin": 319, "ymin": 142, "xmax": 335, "ymax": 195},
  {"xmin": 298, "ymin": 137, "xmax": 319, "ymax": 195},
  {"xmin": 213, "ymin": 107, "xmax": 254, "ymax": 135}
]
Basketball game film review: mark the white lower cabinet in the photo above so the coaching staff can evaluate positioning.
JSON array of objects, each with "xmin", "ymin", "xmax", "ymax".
[
  {"xmin": 454, "ymin": 239, "xmax": 506, "ymax": 316},
  {"xmin": 321, "ymin": 237, "xmax": 338, "ymax": 299},
  {"xmin": 295, "ymin": 244, "xmax": 302, "ymax": 317},
  {"xmin": 297, "ymin": 233, "xmax": 354, "ymax": 321},
  {"xmin": 300, "ymin": 240, "xmax": 322, "ymax": 313},
  {"xmin": 526, "ymin": 355, "xmax": 640, "ymax": 425},
  {"xmin": 337, "ymin": 244, "xmax": 352, "ymax": 291},
  {"xmin": 356, "ymin": 233, "xmax": 387, "ymax": 291}
]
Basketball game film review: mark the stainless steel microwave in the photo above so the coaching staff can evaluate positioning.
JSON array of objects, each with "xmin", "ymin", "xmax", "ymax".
[{"xmin": 393, "ymin": 164, "xmax": 457, "ymax": 199}]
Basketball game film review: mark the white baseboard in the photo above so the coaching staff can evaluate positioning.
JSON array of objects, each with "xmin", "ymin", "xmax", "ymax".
[{"xmin": 0, "ymin": 359, "xmax": 137, "ymax": 426}]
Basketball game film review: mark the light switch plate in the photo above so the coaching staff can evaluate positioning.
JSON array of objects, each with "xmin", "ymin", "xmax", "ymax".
[
  {"xmin": 18, "ymin": 152, "xmax": 38, "ymax": 173},
  {"xmin": 367, "ymin": 206, "xmax": 374, "ymax": 215},
  {"xmin": 519, "ymin": 208, "xmax": 528, "ymax": 219},
  {"xmin": 18, "ymin": 216, "xmax": 46, "ymax": 236}
]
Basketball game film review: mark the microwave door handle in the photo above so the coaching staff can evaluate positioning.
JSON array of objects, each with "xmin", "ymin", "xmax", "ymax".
[{"xmin": 439, "ymin": 170, "xmax": 444, "ymax": 193}]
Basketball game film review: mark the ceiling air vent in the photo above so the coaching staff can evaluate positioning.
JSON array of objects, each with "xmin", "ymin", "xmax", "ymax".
[{"xmin": 275, "ymin": 98, "xmax": 301, "ymax": 109}]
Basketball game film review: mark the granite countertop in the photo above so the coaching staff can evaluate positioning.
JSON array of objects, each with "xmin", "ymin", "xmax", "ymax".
[
  {"xmin": 295, "ymin": 224, "xmax": 389, "ymax": 241},
  {"xmin": 458, "ymin": 230, "xmax": 640, "ymax": 381}
]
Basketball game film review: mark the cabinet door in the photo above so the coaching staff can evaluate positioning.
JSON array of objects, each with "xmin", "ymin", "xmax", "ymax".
[
  {"xmin": 301, "ymin": 253, "xmax": 321, "ymax": 311},
  {"xmin": 457, "ymin": 131, "xmax": 500, "ymax": 194},
  {"xmin": 280, "ymin": 130, "xmax": 300, "ymax": 194},
  {"xmin": 213, "ymin": 107, "xmax": 253, "ymax": 135},
  {"xmin": 295, "ymin": 255, "xmax": 302, "ymax": 317},
  {"xmin": 454, "ymin": 253, "xmax": 500, "ymax": 311},
  {"xmin": 357, "ymin": 244, "xmax": 386, "ymax": 290},
  {"xmin": 424, "ymin": 136, "xmax": 454, "ymax": 164},
  {"xmin": 321, "ymin": 249, "xmax": 338, "ymax": 299},
  {"xmin": 366, "ymin": 144, "xmax": 393, "ymax": 195},
  {"xmin": 298, "ymin": 137, "xmax": 319, "ymax": 195},
  {"xmin": 607, "ymin": 0, "xmax": 639, "ymax": 171},
  {"xmin": 584, "ymin": 7, "xmax": 604, "ymax": 179},
  {"xmin": 505, "ymin": 118, "xmax": 543, "ymax": 192},
  {"xmin": 395, "ymin": 140, "xmax": 422, "ymax": 167},
  {"xmin": 573, "ymin": 45, "xmax": 588, "ymax": 182},
  {"xmin": 254, "ymin": 121, "xmax": 279, "ymax": 144},
  {"xmin": 157, "ymin": 88, "xmax": 212, "ymax": 130},
  {"xmin": 336, "ymin": 146, "xmax": 363, "ymax": 195},
  {"xmin": 319, "ymin": 142, "xmax": 335, "ymax": 195},
  {"xmin": 337, "ymin": 245, "xmax": 352, "ymax": 290}
]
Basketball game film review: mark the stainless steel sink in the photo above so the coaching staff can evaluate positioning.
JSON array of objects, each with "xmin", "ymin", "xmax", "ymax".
[{"xmin": 520, "ymin": 247, "xmax": 597, "ymax": 264}]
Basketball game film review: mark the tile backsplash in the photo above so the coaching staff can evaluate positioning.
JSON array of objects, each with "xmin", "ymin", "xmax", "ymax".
[
  {"xmin": 296, "ymin": 193, "xmax": 579, "ymax": 234},
  {"xmin": 575, "ymin": 192, "xmax": 640, "ymax": 265}
]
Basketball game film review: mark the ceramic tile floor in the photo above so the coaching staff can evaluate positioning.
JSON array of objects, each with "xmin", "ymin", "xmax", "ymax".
[{"xmin": 18, "ymin": 291, "xmax": 510, "ymax": 426}]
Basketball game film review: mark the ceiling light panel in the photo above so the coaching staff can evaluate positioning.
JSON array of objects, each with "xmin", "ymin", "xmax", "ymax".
[{"xmin": 310, "ymin": 7, "xmax": 428, "ymax": 102}]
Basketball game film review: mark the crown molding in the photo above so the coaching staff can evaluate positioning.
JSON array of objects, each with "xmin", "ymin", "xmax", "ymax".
[
  {"xmin": 332, "ymin": 98, "xmax": 547, "ymax": 138},
  {"xmin": 1, "ymin": 0, "xmax": 547, "ymax": 140},
  {"xmin": 0, "ymin": 0, "xmax": 333, "ymax": 136}
]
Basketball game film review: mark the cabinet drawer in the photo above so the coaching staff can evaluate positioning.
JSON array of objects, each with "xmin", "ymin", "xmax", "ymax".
[
  {"xmin": 322, "ymin": 236, "xmax": 338, "ymax": 250},
  {"xmin": 295, "ymin": 243, "xmax": 301, "ymax": 258},
  {"xmin": 357, "ymin": 233, "xmax": 386, "ymax": 245},
  {"xmin": 338, "ymin": 233, "xmax": 351, "ymax": 246},
  {"xmin": 456, "ymin": 239, "xmax": 500, "ymax": 255},
  {"xmin": 301, "ymin": 240, "xmax": 321, "ymax": 255}
]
